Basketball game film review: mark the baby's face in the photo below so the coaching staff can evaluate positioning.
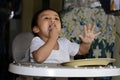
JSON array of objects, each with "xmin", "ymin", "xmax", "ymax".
[{"xmin": 35, "ymin": 10, "xmax": 61, "ymax": 39}]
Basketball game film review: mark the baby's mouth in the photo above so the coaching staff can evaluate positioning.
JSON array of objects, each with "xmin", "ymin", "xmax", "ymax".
[
  {"xmin": 48, "ymin": 24, "xmax": 55, "ymax": 30},
  {"xmin": 48, "ymin": 25, "xmax": 52, "ymax": 30}
]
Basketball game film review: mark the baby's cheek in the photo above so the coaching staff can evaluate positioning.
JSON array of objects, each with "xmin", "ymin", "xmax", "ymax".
[{"xmin": 58, "ymin": 28, "xmax": 62, "ymax": 33}]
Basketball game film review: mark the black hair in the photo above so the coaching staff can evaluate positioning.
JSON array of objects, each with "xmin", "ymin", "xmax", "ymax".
[{"xmin": 31, "ymin": 8, "xmax": 62, "ymax": 36}]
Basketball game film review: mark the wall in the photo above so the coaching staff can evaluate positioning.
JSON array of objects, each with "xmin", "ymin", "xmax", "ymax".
[
  {"xmin": 21, "ymin": 0, "xmax": 42, "ymax": 32},
  {"xmin": 49, "ymin": 0, "xmax": 63, "ymax": 11}
]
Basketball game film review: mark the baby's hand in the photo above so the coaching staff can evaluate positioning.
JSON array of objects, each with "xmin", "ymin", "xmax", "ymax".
[
  {"xmin": 49, "ymin": 24, "xmax": 60, "ymax": 39},
  {"xmin": 79, "ymin": 24, "xmax": 101, "ymax": 44}
]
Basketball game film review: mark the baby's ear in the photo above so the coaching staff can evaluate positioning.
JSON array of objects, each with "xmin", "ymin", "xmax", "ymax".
[{"xmin": 33, "ymin": 26, "xmax": 39, "ymax": 33}]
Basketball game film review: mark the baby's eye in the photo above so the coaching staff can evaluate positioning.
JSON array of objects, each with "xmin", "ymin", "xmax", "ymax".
[
  {"xmin": 44, "ymin": 17, "xmax": 50, "ymax": 20},
  {"xmin": 54, "ymin": 17, "xmax": 60, "ymax": 20}
]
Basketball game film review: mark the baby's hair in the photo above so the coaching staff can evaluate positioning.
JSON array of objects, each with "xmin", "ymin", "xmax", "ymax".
[{"xmin": 31, "ymin": 8, "xmax": 62, "ymax": 36}]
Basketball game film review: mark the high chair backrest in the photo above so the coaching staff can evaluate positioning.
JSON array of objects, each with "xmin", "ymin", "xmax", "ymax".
[{"xmin": 12, "ymin": 32, "xmax": 34, "ymax": 63}]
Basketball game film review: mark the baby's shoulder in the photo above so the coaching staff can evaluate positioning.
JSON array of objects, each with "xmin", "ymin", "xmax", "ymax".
[{"xmin": 32, "ymin": 36, "xmax": 43, "ymax": 42}]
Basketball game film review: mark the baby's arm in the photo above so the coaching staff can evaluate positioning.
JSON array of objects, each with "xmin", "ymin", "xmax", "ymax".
[
  {"xmin": 33, "ymin": 24, "xmax": 60, "ymax": 63},
  {"xmin": 33, "ymin": 37, "xmax": 57, "ymax": 63},
  {"xmin": 77, "ymin": 24, "xmax": 101, "ymax": 55}
]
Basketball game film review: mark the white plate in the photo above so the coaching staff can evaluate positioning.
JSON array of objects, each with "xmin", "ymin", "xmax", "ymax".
[{"xmin": 61, "ymin": 58, "xmax": 116, "ymax": 67}]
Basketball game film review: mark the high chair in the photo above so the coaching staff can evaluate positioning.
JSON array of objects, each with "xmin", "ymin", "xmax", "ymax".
[{"xmin": 12, "ymin": 32, "xmax": 34, "ymax": 63}]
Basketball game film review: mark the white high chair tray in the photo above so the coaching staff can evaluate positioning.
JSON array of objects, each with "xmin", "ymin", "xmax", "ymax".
[{"xmin": 9, "ymin": 59, "xmax": 120, "ymax": 78}]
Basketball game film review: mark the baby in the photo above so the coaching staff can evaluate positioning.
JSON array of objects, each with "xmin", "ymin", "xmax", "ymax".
[{"xmin": 30, "ymin": 8, "xmax": 100, "ymax": 64}]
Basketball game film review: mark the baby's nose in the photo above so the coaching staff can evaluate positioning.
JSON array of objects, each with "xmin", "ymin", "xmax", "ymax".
[{"xmin": 51, "ymin": 19, "xmax": 55, "ymax": 23}]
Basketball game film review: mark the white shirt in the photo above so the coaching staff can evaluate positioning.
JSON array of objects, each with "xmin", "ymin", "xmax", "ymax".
[{"xmin": 30, "ymin": 37, "xmax": 79, "ymax": 63}]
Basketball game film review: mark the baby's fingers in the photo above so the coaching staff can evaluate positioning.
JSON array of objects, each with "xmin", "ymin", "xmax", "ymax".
[
  {"xmin": 79, "ymin": 35, "xmax": 84, "ymax": 40},
  {"xmin": 94, "ymin": 32, "xmax": 101, "ymax": 37}
]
